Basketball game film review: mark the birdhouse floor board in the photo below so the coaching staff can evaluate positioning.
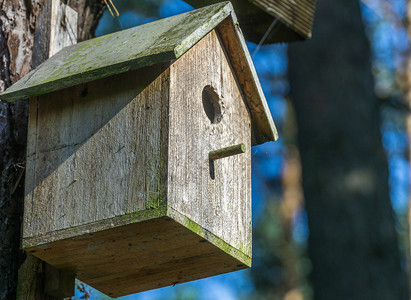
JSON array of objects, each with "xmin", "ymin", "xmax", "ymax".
[
  {"xmin": 25, "ymin": 214, "xmax": 249, "ymax": 297},
  {"xmin": 22, "ymin": 206, "xmax": 169, "ymax": 249}
]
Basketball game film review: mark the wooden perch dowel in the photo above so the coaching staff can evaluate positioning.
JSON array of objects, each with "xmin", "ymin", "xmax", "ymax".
[{"xmin": 209, "ymin": 143, "xmax": 246, "ymax": 160}]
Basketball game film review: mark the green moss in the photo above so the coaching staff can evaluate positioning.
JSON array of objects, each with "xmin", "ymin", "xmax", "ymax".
[
  {"xmin": 127, "ymin": 205, "xmax": 167, "ymax": 222},
  {"xmin": 1, "ymin": 2, "xmax": 232, "ymax": 102},
  {"xmin": 22, "ymin": 242, "xmax": 37, "ymax": 249},
  {"xmin": 167, "ymin": 208, "xmax": 252, "ymax": 267},
  {"xmin": 183, "ymin": 217, "xmax": 206, "ymax": 236},
  {"xmin": 145, "ymin": 194, "xmax": 162, "ymax": 210},
  {"xmin": 144, "ymin": 141, "xmax": 167, "ymax": 210},
  {"xmin": 145, "ymin": 171, "xmax": 165, "ymax": 210},
  {"xmin": 23, "ymin": 206, "xmax": 168, "ymax": 249}
]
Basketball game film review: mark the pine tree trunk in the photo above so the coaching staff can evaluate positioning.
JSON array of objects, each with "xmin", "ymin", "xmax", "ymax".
[
  {"xmin": 0, "ymin": 1, "xmax": 103, "ymax": 299},
  {"xmin": 288, "ymin": 0, "xmax": 409, "ymax": 299}
]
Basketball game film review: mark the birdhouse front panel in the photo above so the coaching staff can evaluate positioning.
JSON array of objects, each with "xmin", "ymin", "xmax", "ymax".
[{"xmin": 168, "ymin": 29, "xmax": 252, "ymax": 257}]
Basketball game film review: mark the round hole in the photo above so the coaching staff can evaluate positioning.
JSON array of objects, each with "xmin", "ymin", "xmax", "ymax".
[{"xmin": 202, "ymin": 85, "xmax": 223, "ymax": 124}]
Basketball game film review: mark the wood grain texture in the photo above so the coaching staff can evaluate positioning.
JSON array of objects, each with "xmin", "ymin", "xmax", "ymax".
[
  {"xmin": 23, "ymin": 28, "xmax": 256, "ymax": 296},
  {"xmin": 24, "ymin": 64, "xmax": 170, "ymax": 242},
  {"xmin": 168, "ymin": 29, "xmax": 252, "ymax": 257},
  {"xmin": 26, "ymin": 215, "xmax": 248, "ymax": 298},
  {"xmin": 49, "ymin": 0, "xmax": 78, "ymax": 57},
  {"xmin": 2, "ymin": 3, "xmax": 277, "ymax": 146},
  {"xmin": 217, "ymin": 17, "xmax": 278, "ymax": 144},
  {"xmin": 44, "ymin": 264, "xmax": 75, "ymax": 298},
  {"xmin": 249, "ymin": 0, "xmax": 316, "ymax": 39},
  {"xmin": 15, "ymin": 1, "xmax": 80, "ymax": 299},
  {"xmin": 32, "ymin": 0, "xmax": 52, "ymax": 70},
  {"xmin": 0, "ymin": 2, "xmax": 233, "ymax": 102},
  {"xmin": 184, "ymin": 0, "xmax": 316, "ymax": 43}
]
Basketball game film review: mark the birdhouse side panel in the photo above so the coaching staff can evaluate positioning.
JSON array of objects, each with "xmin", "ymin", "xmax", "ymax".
[
  {"xmin": 168, "ymin": 29, "xmax": 252, "ymax": 257},
  {"xmin": 23, "ymin": 66, "xmax": 170, "ymax": 245}
]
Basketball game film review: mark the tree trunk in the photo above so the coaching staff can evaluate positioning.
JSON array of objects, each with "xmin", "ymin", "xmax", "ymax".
[
  {"xmin": 406, "ymin": 0, "xmax": 411, "ymax": 269},
  {"xmin": 0, "ymin": 1, "xmax": 103, "ymax": 299},
  {"xmin": 288, "ymin": 0, "xmax": 409, "ymax": 299}
]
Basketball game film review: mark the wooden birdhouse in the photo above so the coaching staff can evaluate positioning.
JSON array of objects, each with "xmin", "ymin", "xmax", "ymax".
[
  {"xmin": 185, "ymin": 0, "xmax": 317, "ymax": 43},
  {"xmin": 1, "ymin": 2, "xmax": 277, "ymax": 297}
]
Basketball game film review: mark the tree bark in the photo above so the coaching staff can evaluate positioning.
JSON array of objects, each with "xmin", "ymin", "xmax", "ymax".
[
  {"xmin": 0, "ymin": 3, "xmax": 40, "ymax": 299},
  {"xmin": 0, "ymin": 1, "xmax": 104, "ymax": 299},
  {"xmin": 288, "ymin": 0, "xmax": 409, "ymax": 299}
]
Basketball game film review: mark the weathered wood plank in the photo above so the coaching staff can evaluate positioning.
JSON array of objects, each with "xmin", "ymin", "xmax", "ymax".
[
  {"xmin": 23, "ymin": 65, "xmax": 169, "ymax": 241},
  {"xmin": 21, "ymin": 21, "xmax": 259, "ymax": 297},
  {"xmin": 2, "ymin": 2, "xmax": 277, "ymax": 146},
  {"xmin": 249, "ymin": 0, "xmax": 316, "ymax": 39},
  {"xmin": 17, "ymin": 1, "xmax": 79, "ymax": 299},
  {"xmin": 217, "ymin": 16, "xmax": 278, "ymax": 144},
  {"xmin": 26, "ymin": 214, "xmax": 249, "ymax": 298},
  {"xmin": 49, "ymin": 0, "xmax": 78, "ymax": 57},
  {"xmin": 16, "ymin": 255, "xmax": 55, "ymax": 300},
  {"xmin": 258, "ymin": 0, "xmax": 315, "ymax": 24},
  {"xmin": 0, "ymin": 2, "xmax": 233, "ymax": 102},
  {"xmin": 168, "ymin": 29, "xmax": 252, "ymax": 257},
  {"xmin": 44, "ymin": 264, "xmax": 75, "ymax": 298},
  {"xmin": 185, "ymin": 0, "xmax": 316, "ymax": 43}
]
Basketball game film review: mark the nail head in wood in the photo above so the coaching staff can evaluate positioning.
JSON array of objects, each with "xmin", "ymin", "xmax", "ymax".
[{"xmin": 209, "ymin": 143, "xmax": 246, "ymax": 160}]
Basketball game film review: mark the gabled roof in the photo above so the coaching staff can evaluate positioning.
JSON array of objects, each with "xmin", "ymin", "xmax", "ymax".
[{"xmin": 0, "ymin": 2, "xmax": 278, "ymax": 144}]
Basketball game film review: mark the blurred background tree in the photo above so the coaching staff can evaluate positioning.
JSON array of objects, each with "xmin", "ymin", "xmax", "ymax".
[{"xmin": 288, "ymin": 0, "xmax": 409, "ymax": 299}]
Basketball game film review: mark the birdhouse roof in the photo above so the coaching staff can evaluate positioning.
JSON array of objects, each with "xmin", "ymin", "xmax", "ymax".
[
  {"xmin": 0, "ymin": 2, "xmax": 277, "ymax": 144},
  {"xmin": 185, "ymin": 0, "xmax": 317, "ymax": 43}
]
